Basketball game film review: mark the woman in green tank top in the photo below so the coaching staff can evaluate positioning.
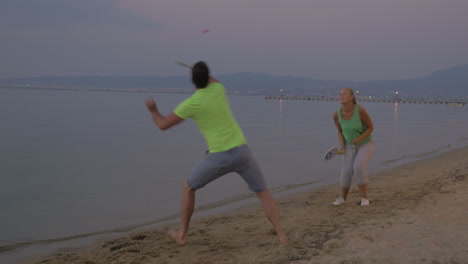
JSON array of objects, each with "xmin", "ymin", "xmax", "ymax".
[{"xmin": 332, "ymin": 88, "xmax": 375, "ymax": 206}]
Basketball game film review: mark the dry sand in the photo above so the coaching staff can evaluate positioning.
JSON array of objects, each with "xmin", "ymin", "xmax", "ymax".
[{"xmin": 20, "ymin": 147, "xmax": 468, "ymax": 264}]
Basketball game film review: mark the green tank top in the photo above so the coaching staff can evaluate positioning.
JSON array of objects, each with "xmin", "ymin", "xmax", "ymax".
[{"xmin": 337, "ymin": 105, "xmax": 371, "ymax": 145}]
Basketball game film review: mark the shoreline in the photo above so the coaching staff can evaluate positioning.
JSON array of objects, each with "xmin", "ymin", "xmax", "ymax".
[
  {"xmin": 2, "ymin": 142, "xmax": 460, "ymax": 262},
  {"xmin": 13, "ymin": 146, "xmax": 468, "ymax": 264}
]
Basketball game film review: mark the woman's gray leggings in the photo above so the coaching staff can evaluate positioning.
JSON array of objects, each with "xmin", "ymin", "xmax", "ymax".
[{"xmin": 340, "ymin": 139, "xmax": 375, "ymax": 188}]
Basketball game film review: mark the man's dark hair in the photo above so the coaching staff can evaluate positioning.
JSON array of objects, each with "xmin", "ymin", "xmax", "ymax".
[{"xmin": 192, "ymin": 61, "xmax": 210, "ymax": 88}]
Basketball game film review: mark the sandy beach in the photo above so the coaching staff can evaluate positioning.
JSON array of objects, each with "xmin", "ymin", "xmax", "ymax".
[{"xmin": 19, "ymin": 146, "xmax": 468, "ymax": 264}]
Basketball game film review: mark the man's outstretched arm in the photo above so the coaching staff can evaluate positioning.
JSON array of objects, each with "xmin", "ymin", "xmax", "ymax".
[
  {"xmin": 145, "ymin": 98, "xmax": 184, "ymax": 130},
  {"xmin": 209, "ymin": 76, "xmax": 219, "ymax": 83}
]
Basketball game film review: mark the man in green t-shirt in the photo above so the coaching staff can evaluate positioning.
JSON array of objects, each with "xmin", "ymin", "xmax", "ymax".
[{"xmin": 145, "ymin": 61, "xmax": 287, "ymax": 245}]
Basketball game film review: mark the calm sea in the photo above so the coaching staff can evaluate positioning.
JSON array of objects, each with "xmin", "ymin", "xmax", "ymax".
[{"xmin": 1, "ymin": 87, "xmax": 467, "ymax": 263}]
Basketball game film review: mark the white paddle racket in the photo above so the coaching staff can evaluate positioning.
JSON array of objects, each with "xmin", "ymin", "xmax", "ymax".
[
  {"xmin": 323, "ymin": 146, "xmax": 348, "ymax": 161},
  {"xmin": 323, "ymin": 147, "xmax": 339, "ymax": 161}
]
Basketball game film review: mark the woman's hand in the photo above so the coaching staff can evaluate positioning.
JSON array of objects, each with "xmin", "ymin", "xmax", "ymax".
[
  {"xmin": 352, "ymin": 138, "xmax": 361, "ymax": 145},
  {"xmin": 336, "ymin": 148, "xmax": 345, "ymax": 155}
]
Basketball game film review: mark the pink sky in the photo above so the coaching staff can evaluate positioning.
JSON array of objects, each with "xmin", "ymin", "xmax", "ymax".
[{"xmin": 1, "ymin": 0, "xmax": 467, "ymax": 80}]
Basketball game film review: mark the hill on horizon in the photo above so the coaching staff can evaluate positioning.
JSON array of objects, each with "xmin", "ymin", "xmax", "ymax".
[{"xmin": 1, "ymin": 64, "xmax": 467, "ymax": 97}]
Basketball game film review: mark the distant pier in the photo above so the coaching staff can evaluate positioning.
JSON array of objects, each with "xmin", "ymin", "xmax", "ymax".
[{"xmin": 264, "ymin": 95, "xmax": 466, "ymax": 107}]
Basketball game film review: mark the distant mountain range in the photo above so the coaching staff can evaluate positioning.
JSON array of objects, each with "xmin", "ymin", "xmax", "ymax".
[{"xmin": 1, "ymin": 64, "xmax": 467, "ymax": 97}]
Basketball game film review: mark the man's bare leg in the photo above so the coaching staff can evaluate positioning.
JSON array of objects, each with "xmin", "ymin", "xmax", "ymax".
[
  {"xmin": 256, "ymin": 189, "xmax": 288, "ymax": 244},
  {"xmin": 167, "ymin": 181, "xmax": 195, "ymax": 245}
]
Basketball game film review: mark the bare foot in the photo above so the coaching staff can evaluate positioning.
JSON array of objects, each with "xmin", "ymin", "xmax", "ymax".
[
  {"xmin": 166, "ymin": 229, "xmax": 187, "ymax": 246},
  {"xmin": 278, "ymin": 234, "xmax": 288, "ymax": 245}
]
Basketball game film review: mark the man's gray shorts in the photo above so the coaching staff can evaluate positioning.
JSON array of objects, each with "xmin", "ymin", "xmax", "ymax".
[{"xmin": 187, "ymin": 144, "xmax": 267, "ymax": 193}]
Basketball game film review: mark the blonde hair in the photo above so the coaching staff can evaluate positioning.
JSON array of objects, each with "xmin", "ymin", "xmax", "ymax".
[{"xmin": 342, "ymin": 87, "xmax": 357, "ymax": 104}]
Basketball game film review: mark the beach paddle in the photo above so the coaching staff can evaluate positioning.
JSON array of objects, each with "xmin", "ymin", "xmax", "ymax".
[
  {"xmin": 323, "ymin": 147, "xmax": 346, "ymax": 161},
  {"xmin": 174, "ymin": 60, "xmax": 193, "ymax": 69}
]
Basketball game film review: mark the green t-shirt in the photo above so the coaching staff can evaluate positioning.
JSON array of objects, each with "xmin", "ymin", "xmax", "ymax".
[
  {"xmin": 174, "ymin": 82, "xmax": 247, "ymax": 153},
  {"xmin": 337, "ymin": 104, "xmax": 372, "ymax": 145}
]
